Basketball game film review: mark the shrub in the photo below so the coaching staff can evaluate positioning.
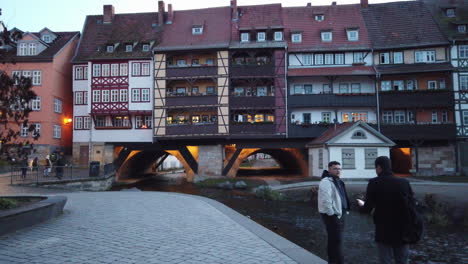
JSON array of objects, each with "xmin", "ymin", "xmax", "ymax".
[
  {"xmin": 423, "ymin": 193, "xmax": 450, "ymax": 227},
  {"xmin": 255, "ymin": 185, "xmax": 285, "ymax": 201},
  {"xmin": 0, "ymin": 198, "xmax": 18, "ymax": 210}
]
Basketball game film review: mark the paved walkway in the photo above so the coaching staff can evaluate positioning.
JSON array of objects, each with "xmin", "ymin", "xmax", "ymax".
[{"xmin": 0, "ymin": 184, "xmax": 324, "ymax": 263}]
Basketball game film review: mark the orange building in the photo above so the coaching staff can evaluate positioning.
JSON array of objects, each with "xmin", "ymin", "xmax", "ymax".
[{"xmin": 0, "ymin": 28, "xmax": 80, "ymax": 158}]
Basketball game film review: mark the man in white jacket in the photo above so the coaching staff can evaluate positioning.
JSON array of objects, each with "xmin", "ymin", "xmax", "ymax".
[{"xmin": 318, "ymin": 161, "xmax": 350, "ymax": 264}]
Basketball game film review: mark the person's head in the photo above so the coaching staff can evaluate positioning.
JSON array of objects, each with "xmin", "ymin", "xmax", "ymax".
[
  {"xmin": 375, "ymin": 156, "xmax": 392, "ymax": 175},
  {"xmin": 328, "ymin": 161, "xmax": 341, "ymax": 177}
]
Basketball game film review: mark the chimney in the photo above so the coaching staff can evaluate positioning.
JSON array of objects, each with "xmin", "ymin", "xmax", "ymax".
[
  {"xmin": 307, "ymin": 2, "xmax": 312, "ymax": 7},
  {"xmin": 231, "ymin": 0, "xmax": 238, "ymax": 20},
  {"xmin": 361, "ymin": 0, "xmax": 368, "ymax": 8},
  {"xmin": 332, "ymin": 1, "xmax": 337, "ymax": 5},
  {"xmin": 103, "ymin": 5, "xmax": 115, "ymax": 24},
  {"xmin": 167, "ymin": 4, "xmax": 173, "ymax": 24},
  {"xmin": 158, "ymin": 1, "xmax": 165, "ymax": 25}
]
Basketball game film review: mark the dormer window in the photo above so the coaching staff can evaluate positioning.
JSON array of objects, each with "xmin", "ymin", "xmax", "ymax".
[
  {"xmin": 18, "ymin": 43, "xmax": 27, "ymax": 56},
  {"xmin": 446, "ymin": 8, "xmax": 455, "ymax": 17},
  {"xmin": 291, "ymin": 33, "xmax": 302, "ymax": 43},
  {"xmin": 274, "ymin": 31, "xmax": 283, "ymax": 41},
  {"xmin": 106, "ymin": 45, "xmax": 114, "ymax": 53},
  {"xmin": 321, "ymin": 31, "xmax": 332, "ymax": 42},
  {"xmin": 352, "ymin": 130, "xmax": 367, "ymax": 139},
  {"xmin": 42, "ymin": 35, "xmax": 51, "ymax": 43},
  {"xmin": 28, "ymin": 43, "xmax": 37, "ymax": 55},
  {"xmin": 458, "ymin": 25, "xmax": 467, "ymax": 33},
  {"xmin": 347, "ymin": 30, "xmax": 359, "ymax": 41},
  {"xmin": 315, "ymin": 14, "xmax": 324, "ymax": 22},
  {"xmin": 241, "ymin": 32, "xmax": 249, "ymax": 42},
  {"xmin": 257, "ymin": 32, "xmax": 266, "ymax": 42},
  {"xmin": 192, "ymin": 26, "xmax": 203, "ymax": 35},
  {"xmin": 126, "ymin": 45, "xmax": 133, "ymax": 52},
  {"xmin": 142, "ymin": 44, "xmax": 150, "ymax": 52}
]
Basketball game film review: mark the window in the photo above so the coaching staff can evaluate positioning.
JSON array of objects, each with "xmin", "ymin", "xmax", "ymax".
[
  {"xmin": 394, "ymin": 111, "xmax": 405, "ymax": 123},
  {"xmin": 292, "ymin": 33, "xmax": 302, "ymax": 43},
  {"xmin": 20, "ymin": 124, "xmax": 28, "ymax": 137},
  {"xmin": 192, "ymin": 26, "xmax": 203, "ymax": 35},
  {"xmin": 352, "ymin": 130, "xmax": 366, "ymax": 139},
  {"xmin": 407, "ymin": 111, "xmax": 415, "ymax": 123},
  {"xmin": 257, "ymin": 87, "xmax": 267, "ymax": 96},
  {"xmin": 95, "ymin": 116, "xmax": 106, "ymax": 127},
  {"xmin": 92, "ymin": 90, "xmax": 100, "ymax": 102},
  {"xmin": 111, "ymin": 90, "xmax": 119, "ymax": 102},
  {"xmin": 415, "ymin": 50, "xmax": 435, "ymax": 63},
  {"xmin": 342, "ymin": 149, "xmax": 355, "ymax": 169},
  {"xmin": 458, "ymin": 25, "xmax": 466, "ymax": 33},
  {"xmin": 432, "ymin": 111, "xmax": 438, "ymax": 123},
  {"xmin": 303, "ymin": 54, "xmax": 313, "ymax": 65},
  {"xmin": 325, "ymin": 54, "xmax": 334, "ymax": 65},
  {"xmin": 406, "ymin": 80, "xmax": 416, "ymax": 90},
  {"xmin": 207, "ymin": 86, "xmax": 215, "ymax": 95},
  {"xmin": 393, "ymin": 52, "xmax": 403, "ymax": 64},
  {"xmin": 132, "ymin": 63, "xmax": 141, "ymax": 76},
  {"xmin": 323, "ymin": 84, "xmax": 332, "ymax": 94},
  {"xmin": 31, "ymin": 123, "xmax": 40, "ymax": 137},
  {"xmin": 347, "ymin": 30, "xmax": 358, "ymax": 41},
  {"xmin": 446, "ymin": 8, "xmax": 455, "ymax": 17},
  {"xmin": 293, "ymin": 84, "xmax": 304, "ymax": 95},
  {"xmin": 339, "ymin": 83, "xmax": 349, "ymax": 93},
  {"xmin": 303, "ymin": 84, "xmax": 313, "ymax": 94},
  {"xmin": 428, "ymin": 80, "xmax": 437, "ymax": 90},
  {"xmin": 463, "ymin": 111, "xmax": 468, "ymax": 125},
  {"xmin": 31, "ymin": 96, "xmax": 41, "ymax": 110},
  {"xmin": 19, "ymin": 43, "xmax": 27, "ymax": 56},
  {"xmin": 461, "ymin": 75, "xmax": 468, "ymax": 90},
  {"xmin": 380, "ymin": 52, "xmax": 390, "ymax": 64},
  {"xmin": 135, "ymin": 116, "xmax": 152, "ymax": 129},
  {"xmin": 106, "ymin": 45, "xmax": 114, "ymax": 53},
  {"xmin": 322, "ymin": 112, "xmax": 331, "ymax": 123},
  {"xmin": 351, "ymin": 83, "xmax": 361, "ymax": 93},
  {"xmin": 126, "ymin": 45, "xmax": 133, "ymax": 52},
  {"xmin": 241, "ymin": 33, "xmax": 249, "ymax": 42},
  {"xmin": 353, "ymin": 52, "xmax": 364, "ymax": 63},
  {"xmin": 321, "ymin": 31, "xmax": 332, "ymax": 42},
  {"xmin": 102, "ymin": 90, "xmax": 110, "ymax": 102},
  {"xmin": 53, "ymin": 98, "xmax": 62, "ymax": 113},
  {"xmin": 53, "ymin": 125, "xmax": 61, "ymax": 139},
  {"xmin": 75, "ymin": 116, "xmax": 83, "ymax": 130},
  {"xmin": 460, "ymin": 45, "xmax": 468, "ymax": 58},
  {"xmin": 141, "ymin": 63, "xmax": 150, "ymax": 76},
  {"xmin": 382, "ymin": 111, "xmax": 393, "ymax": 123},
  {"xmin": 83, "ymin": 117, "xmax": 91, "ymax": 129},
  {"xmin": 315, "ymin": 14, "xmax": 324, "ymax": 21},
  {"xmin": 132, "ymin": 89, "xmax": 150, "ymax": 102},
  {"xmin": 42, "ymin": 35, "xmax": 51, "ymax": 43},
  {"xmin": 93, "ymin": 64, "xmax": 101, "ymax": 77},
  {"xmin": 352, "ymin": 112, "xmax": 367, "ymax": 122},
  {"xmin": 75, "ymin": 67, "xmax": 83, "ymax": 80},
  {"xmin": 234, "ymin": 87, "xmax": 244, "ymax": 96},
  {"xmin": 206, "ymin": 58, "xmax": 214, "ymax": 66},
  {"xmin": 29, "ymin": 43, "xmax": 36, "ymax": 55},
  {"xmin": 32, "ymin": 71, "xmax": 42, "ymax": 85},
  {"xmin": 191, "ymin": 59, "xmax": 200, "ymax": 66},
  {"xmin": 75, "ymin": 92, "xmax": 84, "ymax": 105},
  {"xmin": 303, "ymin": 113, "xmax": 311, "ymax": 124},
  {"xmin": 365, "ymin": 148, "xmax": 378, "ymax": 169},
  {"xmin": 120, "ymin": 63, "xmax": 128, "ymax": 76},
  {"xmin": 141, "ymin": 89, "xmax": 150, "ymax": 102},
  {"xmin": 142, "ymin": 44, "xmax": 150, "ymax": 52},
  {"xmin": 319, "ymin": 149, "xmax": 323, "ymax": 169},
  {"xmin": 442, "ymin": 111, "xmax": 448, "ymax": 123},
  {"xmin": 274, "ymin": 31, "xmax": 283, "ymax": 41},
  {"xmin": 440, "ymin": 79, "xmax": 446, "ymax": 89},
  {"xmin": 335, "ymin": 53, "xmax": 344, "ymax": 65},
  {"xmin": 393, "ymin": 80, "xmax": 404, "ymax": 91},
  {"xmin": 314, "ymin": 54, "xmax": 324, "ymax": 65},
  {"xmin": 257, "ymin": 32, "xmax": 266, "ymax": 42},
  {"xmin": 102, "ymin": 64, "xmax": 110, "ymax": 77},
  {"xmin": 120, "ymin": 89, "xmax": 128, "ymax": 102},
  {"xmin": 22, "ymin": 71, "xmax": 31, "ymax": 80}
]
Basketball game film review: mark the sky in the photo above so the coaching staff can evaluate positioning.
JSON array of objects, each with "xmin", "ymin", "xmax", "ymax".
[{"xmin": 1, "ymin": 0, "xmax": 407, "ymax": 32}]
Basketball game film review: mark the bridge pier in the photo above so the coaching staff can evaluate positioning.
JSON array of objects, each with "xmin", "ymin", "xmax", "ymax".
[{"xmin": 197, "ymin": 145, "xmax": 224, "ymax": 181}]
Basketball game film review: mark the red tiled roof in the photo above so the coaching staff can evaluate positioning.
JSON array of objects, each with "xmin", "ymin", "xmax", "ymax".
[
  {"xmin": 73, "ymin": 13, "xmax": 162, "ymax": 62},
  {"xmin": 283, "ymin": 4, "xmax": 371, "ymax": 52},
  {"xmin": 308, "ymin": 122, "xmax": 356, "ymax": 145},
  {"xmin": 157, "ymin": 7, "xmax": 232, "ymax": 50},
  {"xmin": 238, "ymin": 4, "xmax": 283, "ymax": 29},
  {"xmin": 288, "ymin": 66, "xmax": 375, "ymax": 77}
]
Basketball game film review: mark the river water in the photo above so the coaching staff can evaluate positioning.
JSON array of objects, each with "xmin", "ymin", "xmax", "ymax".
[{"xmin": 111, "ymin": 177, "xmax": 468, "ymax": 264}]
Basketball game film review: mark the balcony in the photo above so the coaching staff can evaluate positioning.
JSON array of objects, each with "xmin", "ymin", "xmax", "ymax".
[
  {"xmin": 288, "ymin": 123, "xmax": 330, "ymax": 138},
  {"xmin": 230, "ymin": 96, "xmax": 275, "ymax": 109},
  {"xmin": 288, "ymin": 93, "xmax": 376, "ymax": 108},
  {"xmin": 380, "ymin": 90, "xmax": 454, "ymax": 109},
  {"xmin": 166, "ymin": 66, "xmax": 217, "ymax": 78},
  {"xmin": 380, "ymin": 123, "xmax": 456, "ymax": 141},
  {"xmin": 230, "ymin": 123, "xmax": 276, "ymax": 135},
  {"xmin": 166, "ymin": 123, "xmax": 218, "ymax": 135},
  {"xmin": 230, "ymin": 64, "xmax": 275, "ymax": 78},
  {"xmin": 166, "ymin": 95, "xmax": 218, "ymax": 107}
]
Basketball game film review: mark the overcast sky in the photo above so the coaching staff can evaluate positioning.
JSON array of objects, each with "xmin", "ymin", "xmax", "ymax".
[{"xmin": 2, "ymin": 0, "xmax": 407, "ymax": 32}]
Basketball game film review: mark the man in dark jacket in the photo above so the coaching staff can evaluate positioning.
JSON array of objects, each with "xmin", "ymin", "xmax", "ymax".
[{"xmin": 358, "ymin": 156, "xmax": 414, "ymax": 264}]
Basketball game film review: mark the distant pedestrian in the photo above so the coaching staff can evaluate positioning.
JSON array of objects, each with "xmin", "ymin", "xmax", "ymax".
[
  {"xmin": 44, "ymin": 155, "xmax": 52, "ymax": 177},
  {"xmin": 32, "ymin": 157, "xmax": 38, "ymax": 172},
  {"xmin": 55, "ymin": 154, "xmax": 65, "ymax": 179},
  {"xmin": 357, "ymin": 156, "xmax": 417, "ymax": 264},
  {"xmin": 318, "ymin": 161, "xmax": 350, "ymax": 264},
  {"xmin": 20, "ymin": 157, "xmax": 28, "ymax": 179}
]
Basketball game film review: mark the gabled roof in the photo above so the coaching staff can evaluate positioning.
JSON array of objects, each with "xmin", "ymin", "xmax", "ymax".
[
  {"xmin": 307, "ymin": 121, "xmax": 395, "ymax": 147},
  {"xmin": 422, "ymin": 0, "xmax": 468, "ymax": 41},
  {"xmin": 73, "ymin": 12, "xmax": 162, "ymax": 62},
  {"xmin": 361, "ymin": 1, "xmax": 449, "ymax": 49},
  {"xmin": 283, "ymin": 4, "xmax": 372, "ymax": 52},
  {"xmin": 156, "ymin": 7, "xmax": 231, "ymax": 51},
  {"xmin": 1, "ymin": 31, "xmax": 80, "ymax": 63}
]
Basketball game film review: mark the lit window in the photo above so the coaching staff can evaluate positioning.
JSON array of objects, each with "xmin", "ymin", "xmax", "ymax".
[
  {"xmin": 241, "ymin": 33, "xmax": 249, "ymax": 42},
  {"xmin": 322, "ymin": 112, "xmax": 331, "ymax": 123},
  {"xmin": 315, "ymin": 14, "xmax": 324, "ymax": 21},
  {"xmin": 274, "ymin": 31, "xmax": 283, "ymax": 41},
  {"xmin": 292, "ymin": 33, "xmax": 302, "ymax": 43},
  {"xmin": 347, "ymin": 30, "xmax": 358, "ymax": 41},
  {"xmin": 321, "ymin": 31, "xmax": 332, "ymax": 42},
  {"xmin": 257, "ymin": 32, "xmax": 266, "ymax": 42}
]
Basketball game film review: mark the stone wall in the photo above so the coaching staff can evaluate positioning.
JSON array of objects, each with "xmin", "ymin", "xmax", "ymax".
[
  {"xmin": 412, "ymin": 145, "xmax": 456, "ymax": 176},
  {"xmin": 37, "ymin": 174, "xmax": 115, "ymax": 191},
  {"xmin": 197, "ymin": 145, "xmax": 223, "ymax": 179}
]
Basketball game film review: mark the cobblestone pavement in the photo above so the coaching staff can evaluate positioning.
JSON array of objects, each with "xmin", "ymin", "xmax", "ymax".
[{"xmin": 0, "ymin": 189, "xmax": 321, "ymax": 264}]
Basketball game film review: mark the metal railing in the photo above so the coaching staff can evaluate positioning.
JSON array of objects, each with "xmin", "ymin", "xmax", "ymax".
[{"xmin": 10, "ymin": 164, "xmax": 113, "ymax": 185}]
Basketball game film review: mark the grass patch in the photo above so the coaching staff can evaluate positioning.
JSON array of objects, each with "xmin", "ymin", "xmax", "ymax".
[
  {"xmin": 412, "ymin": 175, "xmax": 468, "ymax": 183},
  {"xmin": 255, "ymin": 186, "xmax": 285, "ymax": 201},
  {"xmin": 195, "ymin": 178, "xmax": 265, "ymax": 189}
]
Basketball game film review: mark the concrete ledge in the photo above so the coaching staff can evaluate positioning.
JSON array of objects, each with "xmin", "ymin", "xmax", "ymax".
[
  {"xmin": 15, "ymin": 173, "xmax": 115, "ymax": 191},
  {"xmin": 0, "ymin": 195, "xmax": 67, "ymax": 236},
  {"xmin": 182, "ymin": 194, "xmax": 326, "ymax": 264}
]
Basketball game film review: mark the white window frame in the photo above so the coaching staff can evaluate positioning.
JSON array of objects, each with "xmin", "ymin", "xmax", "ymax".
[
  {"xmin": 342, "ymin": 148, "xmax": 355, "ymax": 169},
  {"xmin": 132, "ymin": 62, "xmax": 141, "ymax": 76},
  {"xmin": 31, "ymin": 96, "xmax": 41, "ymax": 111},
  {"xmin": 132, "ymin": 89, "xmax": 141, "ymax": 102},
  {"xmin": 460, "ymin": 45, "xmax": 468, "ymax": 59},
  {"xmin": 393, "ymin": 80, "xmax": 404, "ymax": 91},
  {"xmin": 393, "ymin": 52, "xmax": 403, "ymax": 64},
  {"xmin": 92, "ymin": 90, "xmax": 101, "ymax": 103},
  {"xmin": 382, "ymin": 111, "xmax": 393, "ymax": 123},
  {"xmin": 102, "ymin": 64, "xmax": 110, "ymax": 77},
  {"xmin": 432, "ymin": 111, "xmax": 438, "ymax": 123},
  {"xmin": 321, "ymin": 31, "xmax": 332, "ymax": 42},
  {"xmin": 325, "ymin": 54, "xmax": 334, "ymax": 65},
  {"xmin": 192, "ymin": 26, "xmax": 203, "ymax": 35},
  {"xmin": 351, "ymin": 83, "xmax": 361, "ymax": 93},
  {"xmin": 75, "ymin": 67, "xmax": 83, "ymax": 80},
  {"xmin": 292, "ymin": 33, "xmax": 302, "ymax": 43},
  {"xmin": 106, "ymin": 45, "xmax": 114, "ymax": 53},
  {"xmin": 32, "ymin": 123, "xmax": 41, "ymax": 137},
  {"xmin": 102, "ymin": 90, "xmax": 110, "ymax": 102},
  {"xmin": 315, "ymin": 14, "xmax": 324, "ymax": 22},
  {"xmin": 274, "ymin": 31, "xmax": 283, "ymax": 41},
  {"xmin": 380, "ymin": 52, "xmax": 390, "ymax": 64},
  {"xmin": 428, "ymin": 80, "xmax": 437, "ymax": 90},
  {"xmin": 415, "ymin": 50, "xmax": 435, "ymax": 63},
  {"xmin": 394, "ymin": 110, "xmax": 405, "ymax": 124},
  {"xmin": 120, "ymin": 89, "xmax": 128, "ymax": 102},
  {"xmin": 463, "ymin": 111, "xmax": 468, "ymax": 125},
  {"xmin": 53, "ymin": 98, "xmax": 62, "ymax": 113},
  {"xmin": 458, "ymin": 25, "xmax": 466, "ymax": 33},
  {"xmin": 93, "ymin": 64, "xmax": 101, "ymax": 77},
  {"xmin": 339, "ymin": 83, "xmax": 349, "ymax": 93},
  {"xmin": 257, "ymin": 32, "xmax": 266, "ymax": 42},
  {"xmin": 347, "ymin": 30, "xmax": 358, "ymax": 41},
  {"xmin": 446, "ymin": 8, "xmax": 455, "ymax": 17},
  {"xmin": 83, "ymin": 116, "xmax": 91, "ymax": 130},
  {"xmin": 111, "ymin": 90, "xmax": 119, "ymax": 102},
  {"xmin": 120, "ymin": 63, "xmax": 128, "ymax": 76},
  {"xmin": 53, "ymin": 125, "xmax": 61, "ymax": 139},
  {"xmin": 141, "ymin": 89, "xmax": 150, "ymax": 102},
  {"xmin": 241, "ymin": 33, "xmax": 249, "ymax": 42},
  {"xmin": 353, "ymin": 52, "xmax": 364, "ymax": 63},
  {"xmin": 335, "ymin": 53, "xmax": 344, "ymax": 65},
  {"xmin": 460, "ymin": 75, "xmax": 468, "ymax": 90},
  {"xmin": 302, "ymin": 54, "xmax": 312, "ymax": 65},
  {"xmin": 314, "ymin": 54, "xmax": 324, "ymax": 65},
  {"xmin": 381, "ymin": 81, "xmax": 391, "ymax": 91},
  {"xmin": 406, "ymin": 80, "xmax": 416, "ymax": 90},
  {"xmin": 32, "ymin": 71, "xmax": 42, "ymax": 85},
  {"xmin": 75, "ymin": 92, "xmax": 83, "ymax": 105},
  {"xmin": 20, "ymin": 124, "xmax": 29, "ymax": 137},
  {"xmin": 19, "ymin": 43, "xmax": 27, "ymax": 56},
  {"xmin": 29, "ymin": 43, "xmax": 36, "ymax": 55},
  {"xmin": 74, "ymin": 117, "xmax": 83, "ymax": 130},
  {"xmin": 142, "ymin": 44, "xmax": 150, "ymax": 52},
  {"xmin": 111, "ymin": 64, "xmax": 119, "ymax": 76},
  {"xmin": 126, "ymin": 45, "xmax": 133, "ymax": 52},
  {"xmin": 141, "ymin": 63, "xmax": 150, "ymax": 76}
]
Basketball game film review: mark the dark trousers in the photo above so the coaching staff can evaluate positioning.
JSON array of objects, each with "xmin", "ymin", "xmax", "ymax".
[
  {"xmin": 377, "ymin": 243, "xmax": 409, "ymax": 264},
  {"xmin": 321, "ymin": 214, "xmax": 345, "ymax": 264}
]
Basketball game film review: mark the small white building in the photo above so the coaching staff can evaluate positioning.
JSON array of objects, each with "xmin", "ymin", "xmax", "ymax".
[{"xmin": 307, "ymin": 121, "xmax": 395, "ymax": 178}]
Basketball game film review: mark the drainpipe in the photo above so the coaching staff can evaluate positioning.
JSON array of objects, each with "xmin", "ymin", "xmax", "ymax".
[
  {"xmin": 371, "ymin": 48, "xmax": 381, "ymax": 132},
  {"xmin": 285, "ymin": 45, "xmax": 288, "ymax": 138}
]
